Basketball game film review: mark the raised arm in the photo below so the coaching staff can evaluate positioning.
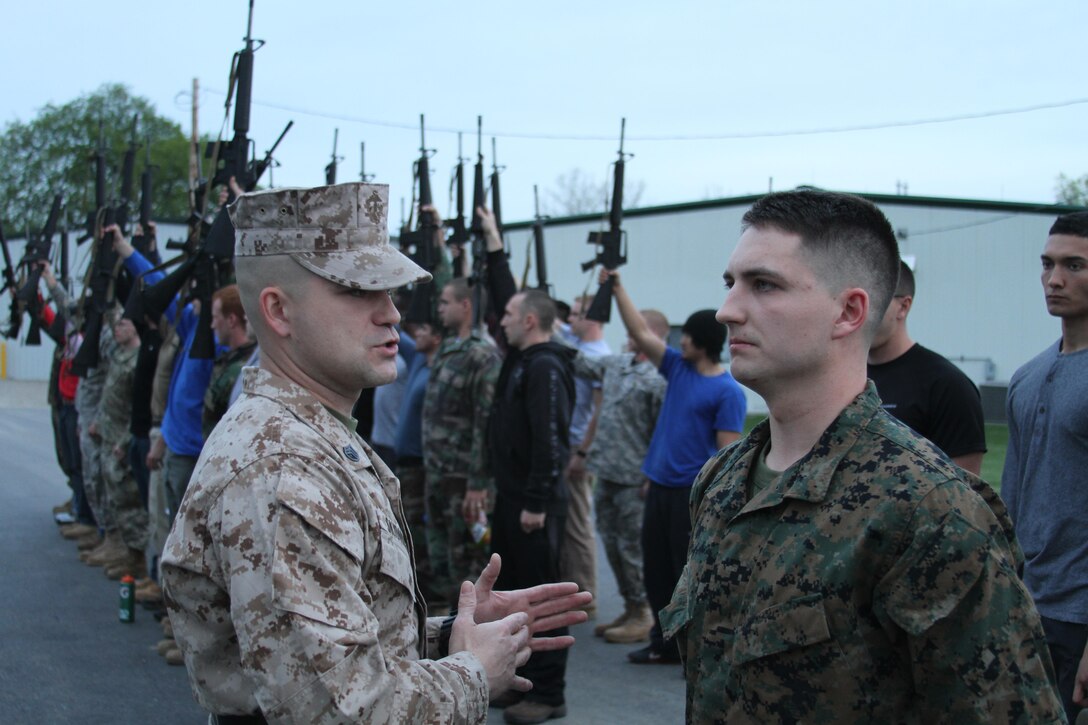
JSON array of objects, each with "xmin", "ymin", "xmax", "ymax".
[{"xmin": 606, "ymin": 269, "xmax": 666, "ymax": 368}]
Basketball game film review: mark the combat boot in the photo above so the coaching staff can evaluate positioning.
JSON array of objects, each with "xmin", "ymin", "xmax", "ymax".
[
  {"xmin": 136, "ymin": 581, "xmax": 163, "ymax": 604},
  {"xmin": 61, "ymin": 523, "xmax": 97, "ymax": 540},
  {"xmin": 84, "ymin": 532, "xmax": 127, "ymax": 567},
  {"xmin": 52, "ymin": 500, "xmax": 72, "ymax": 515},
  {"xmin": 593, "ymin": 608, "xmax": 630, "ymax": 637},
  {"xmin": 104, "ymin": 549, "xmax": 146, "ymax": 580},
  {"xmin": 604, "ymin": 602, "xmax": 653, "ymax": 644},
  {"xmin": 156, "ymin": 637, "xmax": 176, "ymax": 656},
  {"xmin": 76, "ymin": 532, "xmax": 103, "ymax": 551},
  {"xmin": 164, "ymin": 646, "xmax": 185, "ymax": 666}
]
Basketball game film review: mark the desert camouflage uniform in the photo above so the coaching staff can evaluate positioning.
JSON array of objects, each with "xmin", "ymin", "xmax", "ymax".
[
  {"xmin": 98, "ymin": 342, "xmax": 148, "ymax": 551},
  {"xmin": 574, "ymin": 352, "xmax": 665, "ymax": 608},
  {"xmin": 162, "ymin": 368, "xmax": 486, "ymax": 723},
  {"xmin": 421, "ymin": 334, "xmax": 501, "ymax": 605},
  {"xmin": 661, "ymin": 383, "xmax": 1063, "ymax": 724},
  {"xmin": 201, "ymin": 339, "xmax": 257, "ymax": 439},
  {"xmin": 72, "ymin": 312, "xmax": 119, "ymax": 529}
]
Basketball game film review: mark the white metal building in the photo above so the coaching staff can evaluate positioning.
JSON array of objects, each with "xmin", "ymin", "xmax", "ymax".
[{"xmin": 497, "ymin": 190, "xmax": 1082, "ymax": 416}]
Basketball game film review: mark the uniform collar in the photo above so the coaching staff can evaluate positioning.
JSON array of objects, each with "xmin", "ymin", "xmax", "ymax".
[{"xmin": 732, "ymin": 382, "xmax": 882, "ymax": 514}]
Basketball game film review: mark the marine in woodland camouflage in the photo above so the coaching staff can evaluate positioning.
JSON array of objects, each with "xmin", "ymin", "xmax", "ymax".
[
  {"xmin": 230, "ymin": 183, "xmax": 430, "ymax": 291},
  {"xmin": 660, "ymin": 383, "xmax": 1063, "ymax": 724},
  {"xmin": 572, "ymin": 351, "xmax": 665, "ymax": 485},
  {"xmin": 421, "ymin": 334, "xmax": 501, "ymax": 604},
  {"xmin": 161, "ymin": 368, "xmax": 488, "ymax": 723},
  {"xmin": 421, "ymin": 335, "xmax": 501, "ymax": 493}
]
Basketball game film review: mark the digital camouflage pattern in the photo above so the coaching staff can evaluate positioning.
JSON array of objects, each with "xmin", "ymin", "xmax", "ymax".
[
  {"xmin": 98, "ymin": 342, "xmax": 148, "ymax": 550},
  {"xmin": 594, "ymin": 479, "xmax": 647, "ymax": 607},
  {"xmin": 572, "ymin": 352, "xmax": 665, "ymax": 485},
  {"xmin": 660, "ymin": 383, "xmax": 1063, "ymax": 724},
  {"xmin": 230, "ymin": 183, "xmax": 430, "ymax": 291},
  {"xmin": 162, "ymin": 368, "xmax": 488, "ymax": 723},
  {"xmin": 421, "ymin": 334, "xmax": 501, "ymax": 605},
  {"xmin": 422, "ymin": 335, "xmax": 501, "ymax": 492},
  {"xmin": 201, "ymin": 340, "xmax": 257, "ymax": 439}
]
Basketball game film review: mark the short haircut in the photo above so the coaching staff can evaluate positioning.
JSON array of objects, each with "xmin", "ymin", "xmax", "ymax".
[
  {"xmin": 518, "ymin": 289, "xmax": 557, "ymax": 331},
  {"xmin": 444, "ymin": 277, "xmax": 471, "ymax": 302},
  {"xmin": 234, "ymin": 255, "xmax": 311, "ymax": 339},
  {"xmin": 1049, "ymin": 211, "xmax": 1088, "ymax": 239},
  {"xmin": 640, "ymin": 309, "xmax": 670, "ymax": 340},
  {"xmin": 742, "ymin": 189, "xmax": 900, "ymax": 337},
  {"xmin": 682, "ymin": 309, "xmax": 726, "ymax": 362},
  {"xmin": 212, "ymin": 284, "xmax": 246, "ymax": 323},
  {"xmin": 894, "ymin": 260, "xmax": 915, "ymax": 298}
]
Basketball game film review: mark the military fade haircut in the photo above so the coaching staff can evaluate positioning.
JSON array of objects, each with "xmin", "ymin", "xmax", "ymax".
[
  {"xmin": 518, "ymin": 289, "xmax": 557, "ymax": 331},
  {"xmin": 894, "ymin": 260, "xmax": 915, "ymax": 298},
  {"xmin": 1049, "ymin": 211, "xmax": 1088, "ymax": 239},
  {"xmin": 443, "ymin": 277, "xmax": 472, "ymax": 303},
  {"xmin": 742, "ymin": 189, "xmax": 900, "ymax": 338}
]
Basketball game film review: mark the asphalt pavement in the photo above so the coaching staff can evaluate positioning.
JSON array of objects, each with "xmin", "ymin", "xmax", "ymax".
[{"xmin": 0, "ymin": 383, "xmax": 685, "ymax": 724}]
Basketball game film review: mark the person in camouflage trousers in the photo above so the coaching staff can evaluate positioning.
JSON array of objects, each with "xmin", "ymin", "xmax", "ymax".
[
  {"xmin": 422, "ymin": 277, "xmax": 501, "ymax": 607},
  {"xmin": 661, "ymin": 189, "xmax": 1062, "ymax": 723},
  {"xmin": 572, "ymin": 311, "xmax": 668, "ymax": 644},
  {"xmin": 96, "ymin": 311, "xmax": 149, "ymax": 578}
]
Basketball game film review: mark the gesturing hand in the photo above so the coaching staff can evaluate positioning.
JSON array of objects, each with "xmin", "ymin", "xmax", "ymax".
[
  {"xmin": 448, "ymin": 580, "xmax": 533, "ymax": 697},
  {"xmin": 471, "ymin": 554, "xmax": 591, "ymax": 648}
]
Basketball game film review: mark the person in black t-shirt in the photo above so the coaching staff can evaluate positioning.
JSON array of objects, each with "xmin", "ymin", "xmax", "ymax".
[{"xmin": 867, "ymin": 261, "xmax": 987, "ymax": 474}]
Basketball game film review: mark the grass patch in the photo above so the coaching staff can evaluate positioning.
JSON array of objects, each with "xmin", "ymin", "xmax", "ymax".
[{"xmin": 742, "ymin": 415, "xmax": 1010, "ymax": 491}]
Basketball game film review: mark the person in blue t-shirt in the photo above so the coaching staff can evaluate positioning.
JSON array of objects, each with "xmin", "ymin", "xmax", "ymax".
[{"xmin": 604, "ymin": 268, "xmax": 747, "ymax": 665}]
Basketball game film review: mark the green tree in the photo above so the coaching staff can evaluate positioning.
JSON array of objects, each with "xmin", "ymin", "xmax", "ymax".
[
  {"xmin": 0, "ymin": 84, "xmax": 192, "ymax": 236},
  {"xmin": 1055, "ymin": 173, "xmax": 1088, "ymax": 206}
]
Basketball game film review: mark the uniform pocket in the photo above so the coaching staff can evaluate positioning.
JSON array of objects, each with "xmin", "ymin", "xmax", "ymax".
[
  {"xmin": 376, "ymin": 512, "xmax": 416, "ymax": 601},
  {"xmin": 732, "ymin": 594, "xmax": 834, "ymax": 666}
]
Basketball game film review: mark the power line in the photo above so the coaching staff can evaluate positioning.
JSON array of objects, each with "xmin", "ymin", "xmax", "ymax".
[{"xmin": 197, "ymin": 89, "xmax": 1088, "ymax": 142}]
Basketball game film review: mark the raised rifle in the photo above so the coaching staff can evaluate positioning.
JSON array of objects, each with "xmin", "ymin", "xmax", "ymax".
[
  {"xmin": 71, "ymin": 114, "xmax": 141, "ymax": 370},
  {"xmin": 1, "ymin": 220, "xmax": 22, "ymax": 340},
  {"xmin": 359, "ymin": 142, "xmax": 375, "ymax": 182},
  {"xmin": 205, "ymin": 0, "xmax": 292, "ymax": 198},
  {"xmin": 468, "ymin": 116, "xmax": 488, "ymax": 328},
  {"xmin": 403, "ymin": 115, "xmax": 438, "ymax": 325},
  {"xmin": 581, "ymin": 118, "xmax": 631, "ymax": 323},
  {"xmin": 131, "ymin": 134, "xmax": 158, "ymax": 261},
  {"xmin": 532, "ymin": 185, "xmax": 551, "ymax": 294},
  {"xmin": 490, "ymin": 137, "xmax": 504, "ymax": 237},
  {"xmin": 325, "ymin": 128, "xmax": 340, "ymax": 185},
  {"xmin": 17, "ymin": 194, "xmax": 63, "ymax": 346},
  {"xmin": 446, "ymin": 133, "xmax": 468, "ymax": 278},
  {"xmin": 149, "ymin": 2, "xmax": 291, "ymax": 360}
]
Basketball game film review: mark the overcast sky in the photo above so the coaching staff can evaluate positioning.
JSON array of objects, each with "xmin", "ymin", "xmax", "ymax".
[{"xmin": 4, "ymin": 0, "xmax": 1086, "ymax": 223}]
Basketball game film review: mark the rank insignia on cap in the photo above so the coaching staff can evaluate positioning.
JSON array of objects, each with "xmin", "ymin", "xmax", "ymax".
[{"xmin": 343, "ymin": 445, "xmax": 360, "ymax": 462}]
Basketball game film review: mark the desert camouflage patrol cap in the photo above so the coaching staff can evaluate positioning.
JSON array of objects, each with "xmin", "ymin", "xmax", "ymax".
[{"xmin": 229, "ymin": 182, "xmax": 431, "ymax": 290}]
